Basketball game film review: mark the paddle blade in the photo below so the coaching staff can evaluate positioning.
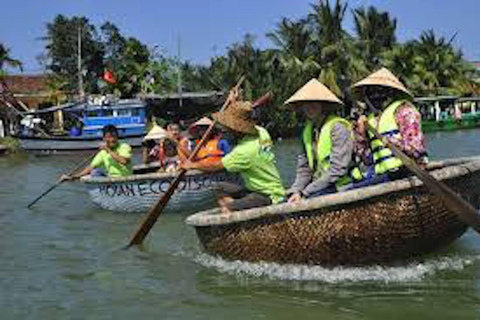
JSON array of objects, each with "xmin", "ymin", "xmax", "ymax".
[{"xmin": 127, "ymin": 170, "xmax": 186, "ymax": 247}]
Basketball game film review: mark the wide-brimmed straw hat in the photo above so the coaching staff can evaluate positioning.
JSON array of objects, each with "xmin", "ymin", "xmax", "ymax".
[
  {"xmin": 351, "ymin": 67, "xmax": 412, "ymax": 98},
  {"xmin": 143, "ymin": 125, "xmax": 168, "ymax": 141},
  {"xmin": 212, "ymin": 101, "xmax": 257, "ymax": 135},
  {"xmin": 189, "ymin": 117, "xmax": 213, "ymax": 134},
  {"xmin": 284, "ymin": 78, "xmax": 343, "ymax": 106}
]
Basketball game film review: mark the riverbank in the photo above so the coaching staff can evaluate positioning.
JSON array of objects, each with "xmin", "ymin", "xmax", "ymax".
[{"xmin": 0, "ymin": 137, "xmax": 20, "ymax": 155}]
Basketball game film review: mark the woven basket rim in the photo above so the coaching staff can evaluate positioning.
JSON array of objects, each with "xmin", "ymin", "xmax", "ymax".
[
  {"xmin": 185, "ymin": 156, "xmax": 480, "ymax": 227},
  {"xmin": 80, "ymin": 166, "xmax": 230, "ymax": 184}
]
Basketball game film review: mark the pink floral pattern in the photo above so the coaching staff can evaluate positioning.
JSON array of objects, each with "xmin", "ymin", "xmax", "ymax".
[
  {"xmin": 392, "ymin": 102, "xmax": 428, "ymax": 163},
  {"xmin": 353, "ymin": 102, "xmax": 428, "ymax": 166}
]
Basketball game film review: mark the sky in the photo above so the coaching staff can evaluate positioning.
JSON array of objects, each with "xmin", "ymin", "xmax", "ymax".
[{"xmin": 1, "ymin": 0, "xmax": 479, "ymax": 74}]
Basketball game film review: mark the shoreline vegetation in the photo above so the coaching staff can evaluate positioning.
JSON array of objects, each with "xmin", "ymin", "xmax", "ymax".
[
  {"xmin": 0, "ymin": 137, "xmax": 21, "ymax": 153},
  {"xmin": 1, "ymin": 0, "xmax": 479, "ymax": 138}
]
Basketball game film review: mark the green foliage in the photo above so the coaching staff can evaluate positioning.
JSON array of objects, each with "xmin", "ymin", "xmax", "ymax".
[
  {"xmin": 0, "ymin": 43, "xmax": 23, "ymax": 77},
  {"xmin": 43, "ymin": 15, "xmax": 178, "ymax": 98},
  {"xmin": 181, "ymin": 0, "xmax": 477, "ymax": 137},
  {"xmin": 0, "ymin": 136, "xmax": 21, "ymax": 152},
  {"xmin": 353, "ymin": 6, "xmax": 397, "ymax": 70},
  {"xmin": 39, "ymin": 4, "xmax": 478, "ymax": 137},
  {"xmin": 44, "ymin": 15, "xmax": 104, "ymax": 94},
  {"xmin": 381, "ymin": 30, "xmax": 477, "ymax": 96}
]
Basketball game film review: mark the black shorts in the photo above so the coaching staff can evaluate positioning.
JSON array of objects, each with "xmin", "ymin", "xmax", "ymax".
[{"xmin": 213, "ymin": 182, "xmax": 272, "ymax": 212}]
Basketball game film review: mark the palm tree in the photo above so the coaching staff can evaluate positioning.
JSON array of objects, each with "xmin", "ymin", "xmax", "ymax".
[
  {"xmin": 0, "ymin": 43, "xmax": 23, "ymax": 76},
  {"xmin": 267, "ymin": 18, "xmax": 313, "ymax": 62},
  {"xmin": 308, "ymin": 0, "xmax": 368, "ymax": 98},
  {"xmin": 353, "ymin": 6, "xmax": 397, "ymax": 70}
]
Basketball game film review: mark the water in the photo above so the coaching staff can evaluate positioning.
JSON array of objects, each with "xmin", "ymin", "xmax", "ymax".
[{"xmin": 1, "ymin": 130, "xmax": 480, "ymax": 319}]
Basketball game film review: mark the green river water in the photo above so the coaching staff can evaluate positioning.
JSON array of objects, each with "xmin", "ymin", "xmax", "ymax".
[{"xmin": 1, "ymin": 130, "xmax": 480, "ymax": 319}]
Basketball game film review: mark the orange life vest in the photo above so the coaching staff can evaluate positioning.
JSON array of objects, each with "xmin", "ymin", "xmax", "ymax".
[{"xmin": 196, "ymin": 139, "xmax": 223, "ymax": 164}]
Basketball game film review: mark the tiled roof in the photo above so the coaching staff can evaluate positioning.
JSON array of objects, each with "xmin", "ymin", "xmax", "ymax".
[{"xmin": 2, "ymin": 75, "xmax": 48, "ymax": 94}]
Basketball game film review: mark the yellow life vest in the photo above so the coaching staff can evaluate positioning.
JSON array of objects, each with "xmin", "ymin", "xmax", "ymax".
[
  {"xmin": 368, "ymin": 100, "xmax": 415, "ymax": 175},
  {"xmin": 303, "ymin": 115, "xmax": 363, "ymax": 189}
]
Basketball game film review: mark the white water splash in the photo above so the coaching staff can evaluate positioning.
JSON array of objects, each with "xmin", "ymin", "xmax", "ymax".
[{"xmin": 195, "ymin": 254, "xmax": 477, "ymax": 283}]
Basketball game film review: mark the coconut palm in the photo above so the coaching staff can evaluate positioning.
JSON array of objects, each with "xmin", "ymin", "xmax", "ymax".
[
  {"xmin": 267, "ymin": 18, "xmax": 314, "ymax": 63},
  {"xmin": 0, "ymin": 43, "xmax": 23, "ymax": 76},
  {"xmin": 353, "ymin": 6, "xmax": 397, "ymax": 70}
]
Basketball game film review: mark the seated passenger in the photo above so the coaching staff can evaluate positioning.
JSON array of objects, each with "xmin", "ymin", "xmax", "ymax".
[
  {"xmin": 142, "ymin": 125, "xmax": 168, "ymax": 164},
  {"xmin": 167, "ymin": 123, "xmax": 191, "ymax": 163},
  {"xmin": 189, "ymin": 117, "xmax": 232, "ymax": 166},
  {"xmin": 181, "ymin": 101, "xmax": 285, "ymax": 213},
  {"xmin": 351, "ymin": 68, "xmax": 428, "ymax": 184},
  {"xmin": 60, "ymin": 125, "xmax": 133, "ymax": 180},
  {"xmin": 159, "ymin": 138, "xmax": 180, "ymax": 172},
  {"xmin": 284, "ymin": 79, "xmax": 363, "ymax": 203}
]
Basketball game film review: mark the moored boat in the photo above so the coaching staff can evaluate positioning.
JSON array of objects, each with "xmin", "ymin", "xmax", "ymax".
[
  {"xmin": 80, "ymin": 166, "xmax": 241, "ymax": 213},
  {"xmin": 16, "ymin": 98, "xmax": 147, "ymax": 152},
  {"xmin": 186, "ymin": 157, "xmax": 480, "ymax": 266}
]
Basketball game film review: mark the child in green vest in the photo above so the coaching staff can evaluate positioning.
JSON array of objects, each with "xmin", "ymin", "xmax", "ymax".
[{"xmin": 285, "ymin": 79, "xmax": 362, "ymax": 203}]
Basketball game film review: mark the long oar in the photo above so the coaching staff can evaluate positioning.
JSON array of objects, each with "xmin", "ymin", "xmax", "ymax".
[
  {"xmin": 27, "ymin": 152, "xmax": 96, "ymax": 208},
  {"xmin": 368, "ymin": 124, "xmax": 480, "ymax": 233},
  {"xmin": 126, "ymin": 77, "xmax": 245, "ymax": 247}
]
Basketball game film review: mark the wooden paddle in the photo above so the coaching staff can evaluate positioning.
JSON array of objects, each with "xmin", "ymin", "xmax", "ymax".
[
  {"xmin": 367, "ymin": 124, "xmax": 480, "ymax": 234},
  {"xmin": 27, "ymin": 152, "xmax": 96, "ymax": 208},
  {"xmin": 126, "ymin": 77, "xmax": 245, "ymax": 247}
]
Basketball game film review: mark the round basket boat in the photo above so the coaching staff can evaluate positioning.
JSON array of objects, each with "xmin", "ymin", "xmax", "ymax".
[
  {"xmin": 186, "ymin": 157, "xmax": 480, "ymax": 266},
  {"xmin": 81, "ymin": 165, "xmax": 241, "ymax": 213}
]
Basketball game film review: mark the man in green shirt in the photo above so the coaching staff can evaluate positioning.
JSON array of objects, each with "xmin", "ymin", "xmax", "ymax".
[
  {"xmin": 60, "ymin": 125, "xmax": 133, "ymax": 181},
  {"xmin": 181, "ymin": 101, "xmax": 285, "ymax": 213}
]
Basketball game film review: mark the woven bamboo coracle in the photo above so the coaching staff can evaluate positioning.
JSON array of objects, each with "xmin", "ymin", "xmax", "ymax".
[{"xmin": 186, "ymin": 157, "xmax": 480, "ymax": 266}]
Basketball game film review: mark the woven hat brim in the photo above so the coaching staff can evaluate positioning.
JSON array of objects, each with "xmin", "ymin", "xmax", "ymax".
[
  {"xmin": 351, "ymin": 75, "xmax": 412, "ymax": 99},
  {"xmin": 212, "ymin": 111, "xmax": 257, "ymax": 135},
  {"xmin": 284, "ymin": 78, "xmax": 344, "ymax": 106}
]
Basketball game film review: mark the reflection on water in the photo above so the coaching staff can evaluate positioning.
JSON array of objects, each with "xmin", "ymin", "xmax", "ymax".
[{"xmin": 1, "ymin": 129, "xmax": 480, "ymax": 319}]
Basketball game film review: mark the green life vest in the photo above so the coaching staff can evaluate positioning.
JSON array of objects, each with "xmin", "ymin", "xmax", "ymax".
[
  {"xmin": 368, "ymin": 100, "xmax": 414, "ymax": 175},
  {"xmin": 302, "ymin": 115, "xmax": 363, "ymax": 189}
]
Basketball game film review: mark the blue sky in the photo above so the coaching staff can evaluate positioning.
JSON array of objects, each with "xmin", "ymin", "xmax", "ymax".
[{"xmin": 1, "ymin": 0, "xmax": 479, "ymax": 74}]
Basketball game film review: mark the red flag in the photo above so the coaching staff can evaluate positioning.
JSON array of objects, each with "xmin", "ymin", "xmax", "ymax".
[{"xmin": 103, "ymin": 70, "xmax": 116, "ymax": 84}]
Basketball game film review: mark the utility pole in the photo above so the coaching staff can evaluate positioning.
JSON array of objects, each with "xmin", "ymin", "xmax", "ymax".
[
  {"xmin": 77, "ymin": 24, "xmax": 85, "ymax": 100},
  {"xmin": 177, "ymin": 34, "xmax": 182, "ymax": 108}
]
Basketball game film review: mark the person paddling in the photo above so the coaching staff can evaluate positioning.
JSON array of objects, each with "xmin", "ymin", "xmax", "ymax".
[
  {"xmin": 181, "ymin": 101, "xmax": 285, "ymax": 213},
  {"xmin": 59, "ymin": 125, "xmax": 133, "ymax": 181},
  {"xmin": 285, "ymin": 79, "xmax": 363, "ymax": 203},
  {"xmin": 351, "ymin": 67, "xmax": 428, "ymax": 184}
]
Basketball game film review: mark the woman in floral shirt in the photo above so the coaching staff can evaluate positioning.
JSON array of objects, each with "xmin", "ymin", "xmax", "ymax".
[{"xmin": 351, "ymin": 68, "xmax": 428, "ymax": 184}]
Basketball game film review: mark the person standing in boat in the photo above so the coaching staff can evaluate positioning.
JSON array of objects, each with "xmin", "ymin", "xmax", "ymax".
[
  {"xmin": 351, "ymin": 68, "xmax": 428, "ymax": 183},
  {"xmin": 59, "ymin": 125, "xmax": 133, "ymax": 180},
  {"xmin": 188, "ymin": 117, "xmax": 232, "ymax": 166},
  {"xmin": 181, "ymin": 101, "xmax": 285, "ymax": 213},
  {"xmin": 285, "ymin": 79, "xmax": 363, "ymax": 203}
]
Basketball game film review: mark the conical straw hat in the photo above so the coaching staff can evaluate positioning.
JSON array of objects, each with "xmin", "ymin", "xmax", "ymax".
[
  {"xmin": 352, "ymin": 67, "xmax": 412, "ymax": 98},
  {"xmin": 212, "ymin": 101, "xmax": 257, "ymax": 135},
  {"xmin": 189, "ymin": 117, "xmax": 213, "ymax": 134},
  {"xmin": 143, "ymin": 125, "xmax": 168, "ymax": 141},
  {"xmin": 284, "ymin": 78, "xmax": 343, "ymax": 106}
]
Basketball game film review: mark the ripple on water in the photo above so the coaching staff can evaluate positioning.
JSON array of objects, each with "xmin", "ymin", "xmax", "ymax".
[{"xmin": 195, "ymin": 254, "xmax": 478, "ymax": 283}]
